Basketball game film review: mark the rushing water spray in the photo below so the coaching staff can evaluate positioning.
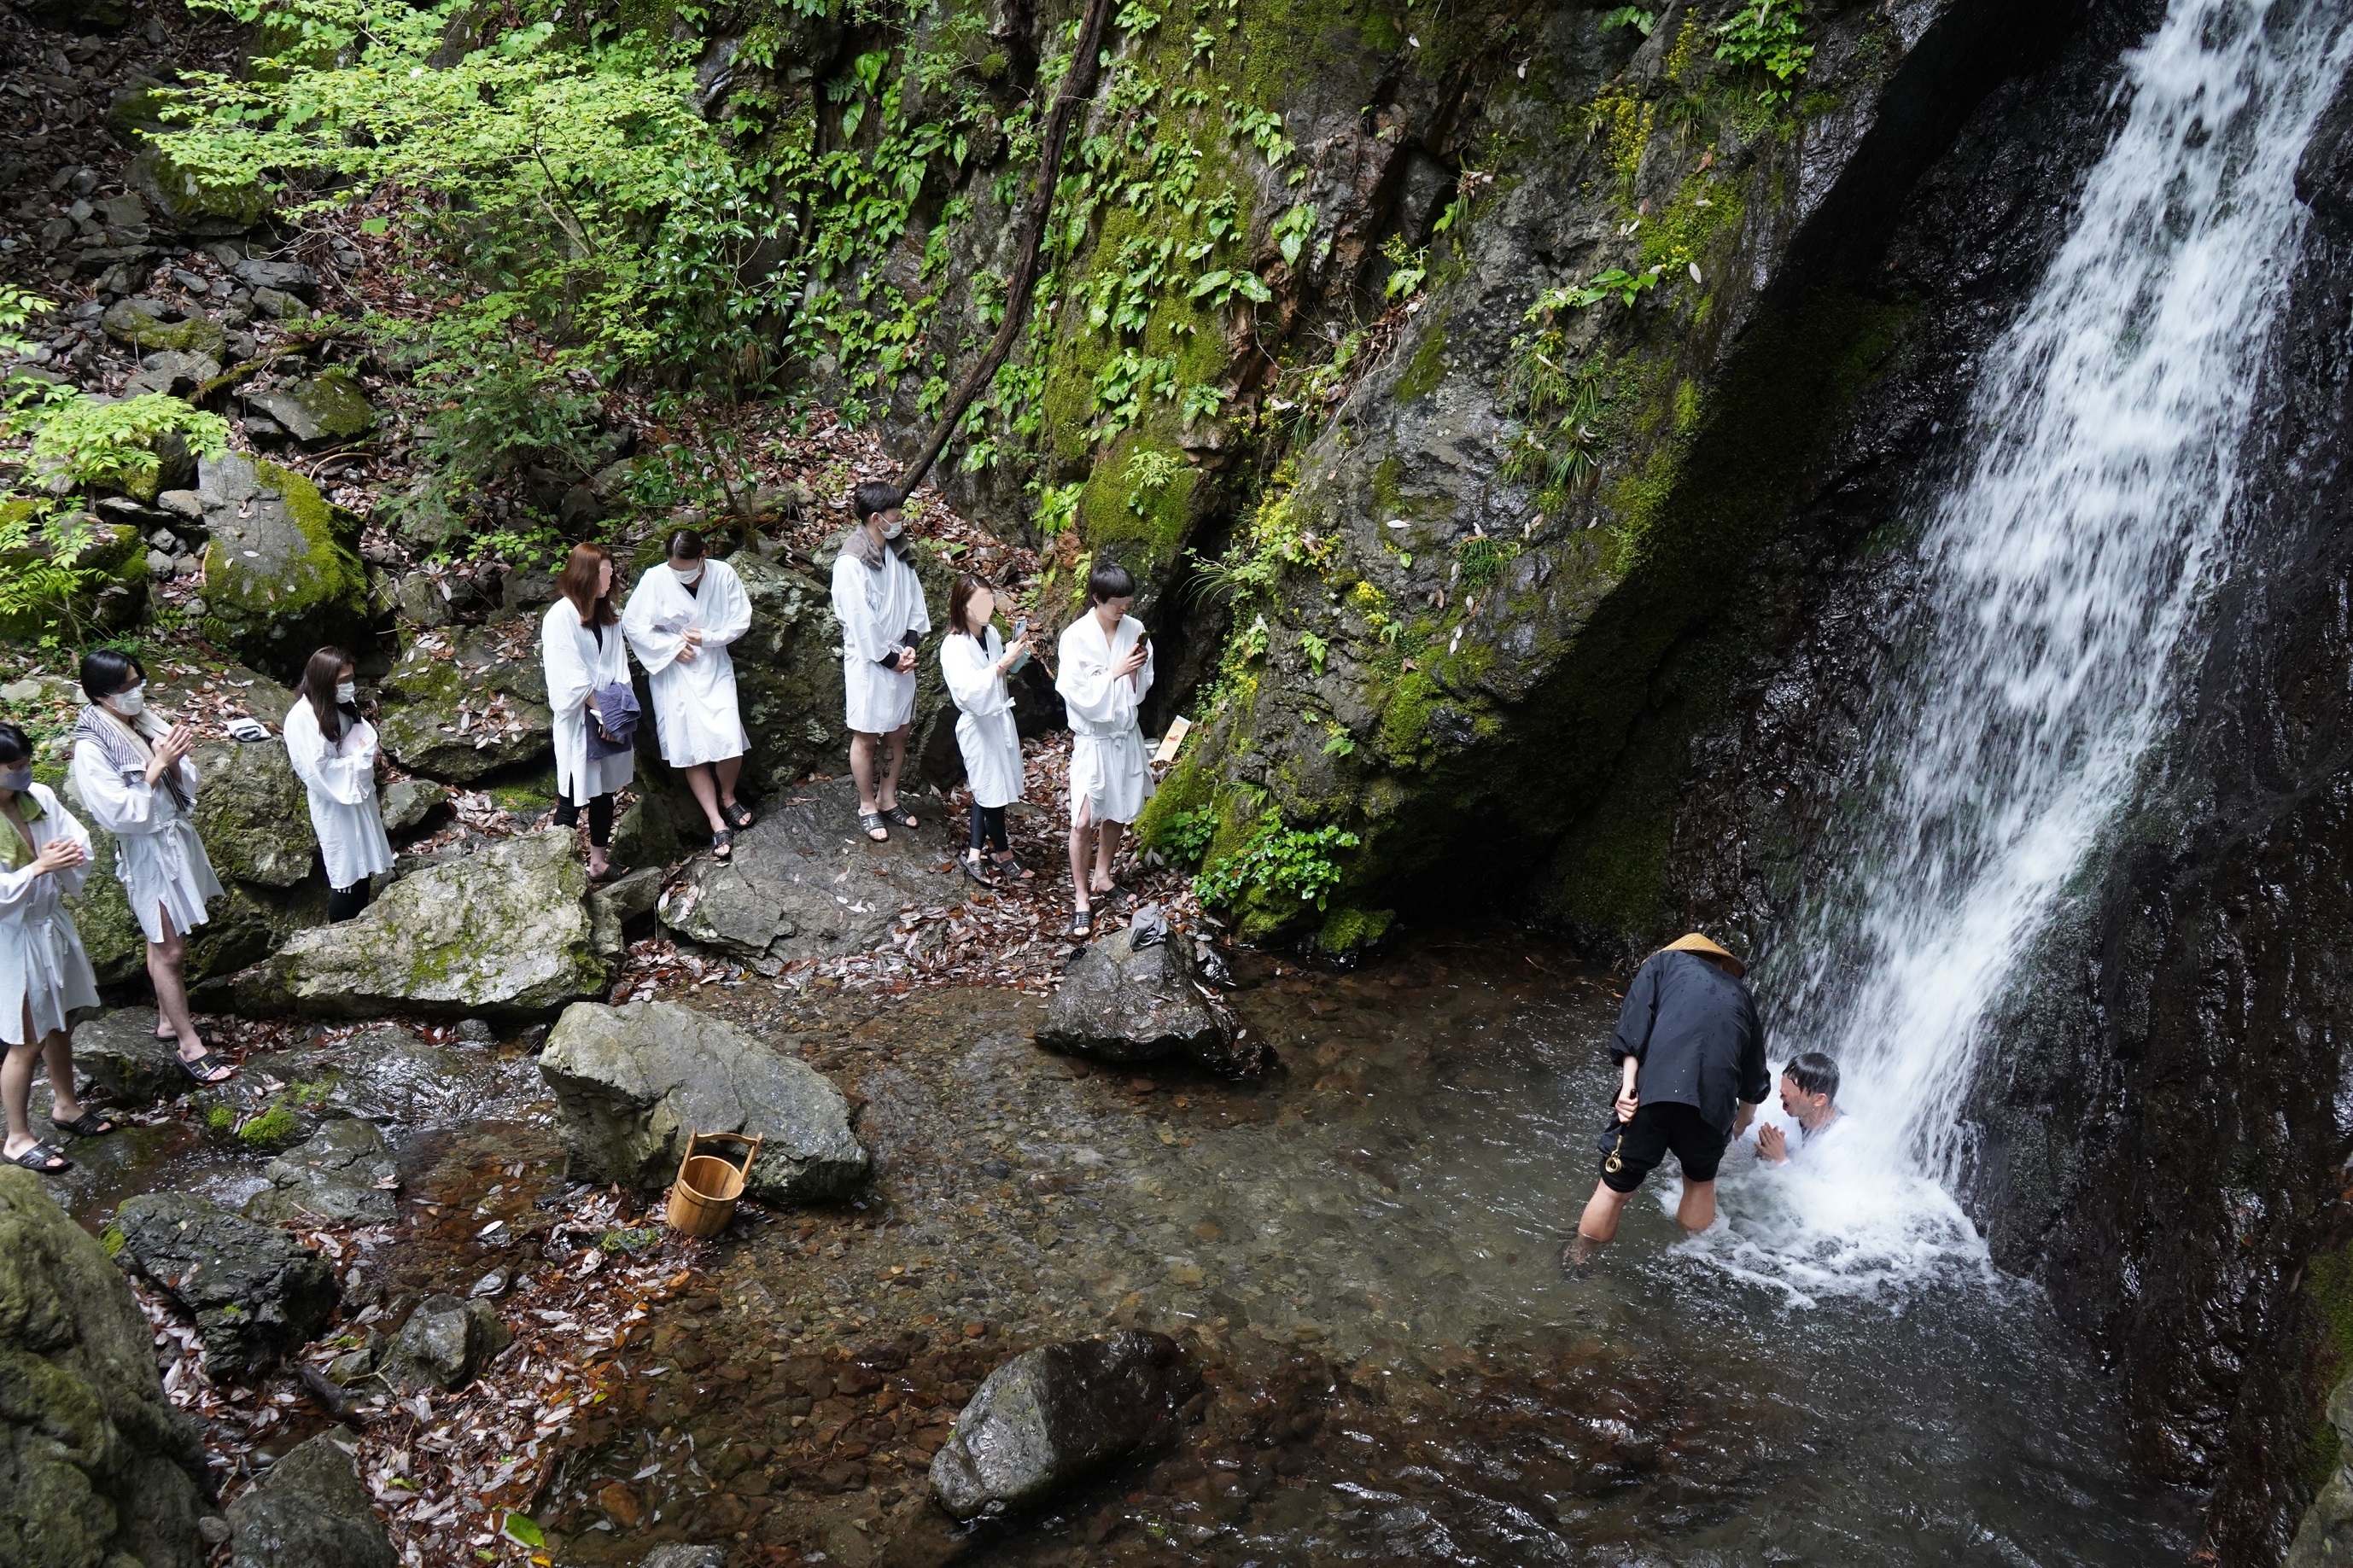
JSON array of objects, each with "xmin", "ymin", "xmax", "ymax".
[{"xmin": 1702, "ymin": 0, "xmax": 2353, "ymax": 1299}]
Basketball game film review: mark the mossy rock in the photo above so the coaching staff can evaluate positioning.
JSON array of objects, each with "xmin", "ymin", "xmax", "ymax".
[
  {"xmin": 99, "ymin": 300, "xmax": 227, "ymax": 360},
  {"xmin": 189, "ymin": 732, "xmax": 315, "ymax": 889},
  {"xmin": 126, "ymin": 147, "xmax": 272, "ymax": 235},
  {"xmin": 377, "ymin": 624, "xmax": 553, "ymax": 784},
  {"xmin": 196, "ymin": 452, "xmax": 369, "ymax": 677},
  {"xmin": 1314, "ymin": 904, "xmax": 1394, "ymax": 956},
  {"xmin": 240, "ymin": 369, "xmax": 376, "ymax": 445}
]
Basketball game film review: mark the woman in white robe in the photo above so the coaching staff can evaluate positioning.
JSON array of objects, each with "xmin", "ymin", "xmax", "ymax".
[
  {"xmin": 1055, "ymin": 560, "xmax": 1154, "ymax": 937},
  {"xmin": 941, "ymin": 574, "xmax": 1032, "ymax": 883},
  {"xmin": 68, "ymin": 649, "xmax": 232, "ymax": 1084},
  {"xmin": 0, "ymin": 719, "xmax": 110, "ymax": 1173},
  {"xmin": 546, "ymin": 543, "xmax": 636, "ymax": 880},
  {"xmin": 832, "ymin": 482, "xmax": 932, "ymax": 842},
  {"xmin": 283, "ymin": 645, "xmax": 395, "ymax": 921},
  {"xmin": 622, "ymin": 529, "xmax": 754, "ymax": 860}
]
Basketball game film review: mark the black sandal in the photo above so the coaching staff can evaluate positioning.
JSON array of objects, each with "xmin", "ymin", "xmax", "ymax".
[
  {"xmin": 721, "ymin": 801, "xmax": 756, "ymax": 831},
  {"xmin": 50, "ymin": 1110, "xmax": 119, "ymax": 1138},
  {"xmin": 959, "ymin": 850, "xmax": 996, "ymax": 889},
  {"xmin": 711, "ymin": 828, "xmax": 733, "ymax": 862},
  {"xmin": 879, "ymin": 799, "xmax": 920, "ymax": 830},
  {"xmin": 993, "ymin": 853, "xmax": 1032, "ymax": 880},
  {"xmin": 9, "ymin": 1140, "xmax": 72, "ymax": 1173},
  {"xmin": 1069, "ymin": 906, "xmax": 1093, "ymax": 940},
  {"xmin": 859, "ymin": 811, "xmax": 889, "ymax": 843},
  {"xmin": 178, "ymin": 1051, "xmax": 235, "ymax": 1086}
]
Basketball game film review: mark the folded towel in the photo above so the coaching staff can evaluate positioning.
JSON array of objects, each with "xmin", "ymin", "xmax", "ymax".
[{"xmin": 585, "ymin": 681, "xmax": 640, "ymax": 760}]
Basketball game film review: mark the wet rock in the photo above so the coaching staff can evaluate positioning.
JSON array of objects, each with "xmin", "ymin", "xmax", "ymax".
[
  {"xmin": 377, "ymin": 625, "xmax": 554, "ymax": 782},
  {"xmin": 243, "ymin": 1118, "xmax": 400, "ymax": 1226},
  {"xmin": 379, "ymin": 777, "xmax": 450, "ymax": 836},
  {"xmin": 588, "ymin": 866, "xmax": 664, "ymax": 959},
  {"xmin": 1, "ymin": 1169, "xmax": 207, "ymax": 1568},
  {"xmin": 225, "ymin": 1425, "xmax": 395, "ymax": 1568},
  {"xmin": 639, "ymin": 1549, "xmax": 727, "ymax": 1568},
  {"xmin": 111, "ymin": 1192, "xmax": 339, "ymax": 1379},
  {"xmin": 238, "ymin": 369, "xmax": 375, "ymax": 444},
  {"xmin": 1036, "ymin": 926, "xmax": 1270, "ymax": 1076},
  {"xmin": 930, "ymin": 1331, "xmax": 1200, "ymax": 1520},
  {"xmin": 197, "ymin": 452, "xmax": 369, "ymax": 674},
  {"xmin": 324, "ymin": 1332, "xmax": 385, "ymax": 1385},
  {"xmin": 75, "ymin": 1007, "xmax": 185, "ymax": 1104},
  {"xmin": 539, "ymin": 1000, "xmax": 870, "ymax": 1204},
  {"xmin": 242, "ymin": 1024, "xmax": 504, "ymax": 1129},
  {"xmin": 238, "ymin": 831, "xmax": 607, "ymax": 1021},
  {"xmin": 381, "ymin": 1293, "xmax": 510, "ymax": 1392},
  {"xmin": 657, "ymin": 777, "xmax": 959, "ymax": 972},
  {"xmin": 190, "ymin": 730, "xmax": 314, "ymax": 888}
]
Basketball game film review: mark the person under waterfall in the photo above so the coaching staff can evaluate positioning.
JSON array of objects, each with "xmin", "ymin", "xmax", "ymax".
[
  {"xmin": 622, "ymin": 528, "xmax": 755, "ymax": 864},
  {"xmin": 832, "ymin": 481, "xmax": 932, "ymax": 845},
  {"xmin": 1566, "ymin": 932, "xmax": 1768, "ymax": 1267},
  {"xmin": 1754, "ymin": 1050, "xmax": 1846, "ymax": 1164},
  {"xmin": 1055, "ymin": 558, "xmax": 1153, "ymax": 940}
]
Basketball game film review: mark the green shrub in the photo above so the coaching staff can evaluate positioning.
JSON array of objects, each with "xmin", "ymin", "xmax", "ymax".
[
  {"xmin": 22, "ymin": 393, "xmax": 229, "ymax": 496},
  {"xmin": 1194, "ymin": 811, "xmax": 1359, "ymax": 912}
]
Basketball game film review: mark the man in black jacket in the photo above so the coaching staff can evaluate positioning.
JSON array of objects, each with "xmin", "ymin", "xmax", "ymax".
[{"xmin": 1564, "ymin": 932, "xmax": 1770, "ymax": 1266}]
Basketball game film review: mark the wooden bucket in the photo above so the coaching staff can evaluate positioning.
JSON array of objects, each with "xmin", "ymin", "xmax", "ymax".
[{"xmin": 664, "ymin": 1132, "xmax": 762, "ymax": 1239}]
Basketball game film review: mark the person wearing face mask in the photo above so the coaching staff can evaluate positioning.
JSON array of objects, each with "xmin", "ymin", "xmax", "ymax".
[
  {"xmin": 1055, "ymin": 558, "xmax": 1153, "ymax": 938},
  {"xmin": 544, "ymin": 542, "xmax": 636, "ymax": 883},
  {"xmin": 622, "ymin": 529, "xmax": 754, "ymax": 863},
  {"xmin": 0, "ymin": 720, "xmax": 110, "ymax": 1174},
  {"xmin": 68, "ymin": 650, "xmax": 232, "ymax": 1084},
  {"xmin": 283, "ymin": 645, "xmax": 395, "ymax": 923},
  {"xmin": 940, "ymin": 573, "xmax": 1033, "ymax": 884},
  {"xmin": 832, "ymin": 481, "xmax": 931, "ymax": 844}
]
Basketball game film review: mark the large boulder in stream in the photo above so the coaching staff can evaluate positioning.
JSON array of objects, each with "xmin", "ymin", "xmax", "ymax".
[
  {"xmin": 225, "ymin": 1425, "xmax": 394, "ymax": 1568},
  {"xmin": 539, "ymin": 1000, "xmax": 869, "ymax": 1204},
  {"xmin": 237, "ymin": 830, "xmax": 607, "ymax": 1021},
  {"xmin": 0, "ymin": 1167, "xmax": 208, "ymax": 1568},
  {"xmin": 1036, "ymin": 922, "xmax": 1272, "ymax": 1077},
  {"xmin": 74, "ymin": 1008, "xmax": 187, "ymax": 1105},
  {"xmin": 656, "ymin": 777, "xmax": 960, "ymax": 974},
  {"xmin": 377, "ymin": 623, "xmax": 552, "ymax": 783},
  {"xmin": 108, "ymin": 1192, "xmax": 339, "ymax": 1380},
  {"xmin": 243, "ymin": 1118, "xmax": 400, "ymax": 1227},
  {"xmin": 196, "ymin": 453, "xmax": 370, "ymax": 675},
  {"xmin": 929, "ymin": 1331, "xmax": 1200, "ymax": 1520},
  {"xmin": 380, "ymin": 1294, "xmax": 510, "ymax": 1393}
]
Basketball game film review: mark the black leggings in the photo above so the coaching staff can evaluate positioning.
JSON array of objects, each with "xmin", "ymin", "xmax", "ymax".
[
  {"xmin": 970, "ymin": 802, "xmax": 1007, "ymax": 855},
  {"xmin": 554, "ymin": 791, "xmax": 615, "ymax": 848},
  {"xmin": 327, "ymin": 880, "xmax": 373, "ymax": 924}
]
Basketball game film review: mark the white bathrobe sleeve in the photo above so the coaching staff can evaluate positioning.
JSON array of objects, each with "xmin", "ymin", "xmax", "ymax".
[
  {"xmin": 622, "ymin": 575, "xmax": 689, "ymax": 677},
  {"xmin": 832, "ymin": 555, "xmax": 896, "ymax": 665},
  {"xmin": 284, "ymin": 702, "xmax": 377, "ymax": 809},
  {"xmin": 1058, "ymin": 617, "xmax": 1150, "ymax": 728},
  {"xmin": 543, "ymin": 602, "xmax": 597, "ymax": 720},
  {"xmin": 73, "ymin": 737, "xmax": 168, "ymax": 836},
  {"xmin": 943, "ymin": 632, "xmax": 1007, "ymax": 716},
  {"xmin": 0, "ymin": 787, "xmax": 92, "ymax": 911},
  {"xmin": 704, "ymin": 560, "xmax": 753, "ymax": 649}
]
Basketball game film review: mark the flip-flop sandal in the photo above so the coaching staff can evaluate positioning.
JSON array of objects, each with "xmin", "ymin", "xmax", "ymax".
[
  {"xmin": 721, "ymin": 801, "xmax": 756, "ymax": 831},
  {"xmin": 9, "ymin": 1141, "xmax": 73, "ymax": 1173},
  {"xmin": 177, "ymin": 1051, "xmax": 235, "ymax": 1086},
  {"xmin": 859, "ymin": 811, "xmax": 890, "ymax": 842},
  {"xmin": 1069, "ymin": 907, "xmax": 1094, "ymax": 939},
  {"xmin": 994, "ymin": 854, "xmax": 1033, "ymax": 880},
  {"xmin": 879, "ymin": 801, "xmax": 920, "ymax": 829},
  {"xmin": 50, "ymin": 1110, "xmax": 119, "ymax": 1138},
  {"xmin": 711, "ymin": 828, "xmax": 733, "ymax": 863}
]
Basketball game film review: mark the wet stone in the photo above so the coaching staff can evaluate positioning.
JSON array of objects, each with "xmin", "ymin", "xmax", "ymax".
[
  {"xmin": 74, "ymin": 1008, "xmax": 183, "ymax": 1105},
  {"xmin": 111, "ymin": 1192, "xmax": 339, "ymax": 1379},
  {"xmin": 382, "ymin": 1293, "xmax": 511, "ymax": 1392},
  {"xmin": 1036, "ymin": 926, "xmax": 1273, "ymax": 1078},
  {"xmin": 225, "ymin": 1425, "xmax": 395, "ymax": 1568},
  {"xmin": 242, "ymin": 1117, "xmax": 399, "ymax": 1227}
]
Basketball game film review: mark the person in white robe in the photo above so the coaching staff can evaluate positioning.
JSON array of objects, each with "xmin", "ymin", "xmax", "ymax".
[
  {"xmin": 545, "ymin": 543, "xmax": 636, "ymax": 880},
  {"xmin": 1055, "ymin": 558, "xmax": 1154, "ymax": 937},
  {"xmin": 832, "ymin": 481, "xmax": 933, "ymax": 843},
  {"xmin": 67, "ymin": 649, "xmax": 232, "ymax": 1084},
  {"xmin": 941, "ymin": 574, "xmax": 1033, "ymax": 883},
  {"xmin": 0, "ymin": 720, "xmax": 111, "ymax": 1173},
  {"xmin": 283, "ymin": 645, "xmax": 395, "ymax": 921},
  {"xmin": 622, "ymin": 529, "xmax": 754, "ymax": 861}
]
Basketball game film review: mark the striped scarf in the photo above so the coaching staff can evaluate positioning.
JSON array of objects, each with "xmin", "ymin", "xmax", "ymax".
[{"xmin": 73, "ymin": 703, "xmax": 190, "ymax": 813}]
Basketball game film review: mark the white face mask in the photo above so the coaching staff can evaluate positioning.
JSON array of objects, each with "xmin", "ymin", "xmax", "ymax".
[
  {"xmin": 878, "ymin": 515, "xmax": 905, "ymax": 540},
  {"xmin": 335, "ymin": 681, "xmax": 357, "ymax": 704},
  {"xmin": 110, "ymin": 684, "xmax": 145, "ymax": 717},
  {"xmin": 671, "ymin": 562, "xmax": 704, "ymax": 587}
]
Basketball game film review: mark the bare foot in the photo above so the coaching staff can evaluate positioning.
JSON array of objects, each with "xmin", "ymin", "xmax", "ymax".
[
  {"xmin": 1089, "ymin": 871, "xmax": 1118, "ymax": 895},
  {"xmin": 1560, "ymin": 1233, "xmax": 1606, "ymax": 1269}
]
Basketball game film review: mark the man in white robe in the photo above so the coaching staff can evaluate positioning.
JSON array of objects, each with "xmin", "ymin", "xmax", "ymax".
[
  {"xmin": 1056, "ymin": 558, "xmax": 1153, "ymax": 937},
  {"xmin": 622, "ymin": 530, "xmax": 755, "ymax": 860},
  {"xmin": 832, "ymin": 481, "xmax": 932, "ymax": 842}
]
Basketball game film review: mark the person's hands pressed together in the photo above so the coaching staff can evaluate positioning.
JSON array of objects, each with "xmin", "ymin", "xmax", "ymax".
[
  {"xmin": 1757, "ymin": 1123, "xmax": 1790, "ymax": 1163},
  {"xmin": 32, "ymin": 836, "xmax": 86, "ymax": 877},
  {"xmin": 896, "ymin": 646, "xmax": 919, "ymax": 673}
]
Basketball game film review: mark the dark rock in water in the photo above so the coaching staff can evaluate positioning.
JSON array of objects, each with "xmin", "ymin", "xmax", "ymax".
[
  {"xmin": 196, "ymin": 452, "xmax": 369, "ymax": 674},
  {"xmin": 225, "ymin": 1425, "xmax": 394, "ymax": 1568},
  {"xmin": 930, "ymin": 1331, "xmax": 1200, "ymax": 1520},
  {"xmin": 381, "ymin": 1294, "xmax": 510, "ymax": 1392},
  {"xmin": 639, "ymin": 1548, "xmax": 727, "ymax": 1568},
  {"xmin": 1037, "ymin": 927, "xmax": 1271, "ymax": 1077},
  {"xmin": 2286, "ymin": 1374, "xmax": 2353, "ymax": 1566},
  {"xmin": 75, "ymin": 1007, "xmax": 184, "ymax": 1104},
  {"xmin": 377, "ymin": 624, "xmax": 553, "ymax": 782},
  {"xmin": 244, "ymin": 1118, "xmax": 400, "ymax": 1226},
  {"xmin": 378, "ymin": 777, "xmax": 450, "ymax": 836},
  {"xmin": 239, "ymin": 1024, "xmax": 507, "ymax": 1130},
  {"xmin": 111, "ymin": 1192, "xmax": 339, "ymax": 1379},
  {"xmin": 238, "ymin": 831, "xmax": 608, "ymax": 1021},
  {"xmin": 0, "ymin": 1167, "xmax": 208, "ymax": 1568},
  {"xmin": 539, "ymin": 1000, "xmax": 869, "ymax": 1204},
  {"xmin": 656, "ymin": 777, "xmax": 960, "ymax": 973}
]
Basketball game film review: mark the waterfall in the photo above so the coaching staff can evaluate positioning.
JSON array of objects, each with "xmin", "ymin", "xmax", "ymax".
[{"xmin": 1710, "ymin": 0, "xmax": 2353, "ymax": 1297}]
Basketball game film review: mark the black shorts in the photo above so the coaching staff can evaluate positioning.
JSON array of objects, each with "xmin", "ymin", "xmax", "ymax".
[{"xmin": 1599, "ymin": 1101, "xmax": 1729, "ymax": 1193}]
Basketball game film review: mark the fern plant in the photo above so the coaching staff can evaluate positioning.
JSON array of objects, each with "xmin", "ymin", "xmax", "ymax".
[{"xmin": 24, "ymin": 393, "xmax": 230, "ymax": 496}]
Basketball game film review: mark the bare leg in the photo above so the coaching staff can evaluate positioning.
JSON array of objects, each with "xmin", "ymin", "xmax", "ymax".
[
  {"xmin": 1675, "ymin": 1178, "xmax": 1718, "ymax": 1235},
  {"xmin": 1067, "ymin": 796, "xmax": 1095, "ymax": 915},
  {"xmin": 1564, "ymin": 1180, "xmax": 1633, "ymax": 1265},
  {"xmin": 1093, "ymin": 819, "xmax": 1126, "ymax": 895},
  {"xmin": 876, "ymin": 725, "xmax": 911, "ymax": 811},
  {"xmin": 3, "ymin": 1036, "xmax": 38, "ymax": 1162},
  {"xmin": 850, "ymin": 732, "xmax": 880, "ymax": 813},
  {"xmin": 682, "ymin": 763, "xmax": 727, "ymax": 832},
  {"xmin": 714, "ymin": 755, "xmax": 744, "ymax": 810},
  {"xmin": 40, "ymin": 1029, "xmax": 85, "ymax": 1128},
  {"xmin": 146, "ymin": 909, "xmax": 201, "ymax": 1058}
]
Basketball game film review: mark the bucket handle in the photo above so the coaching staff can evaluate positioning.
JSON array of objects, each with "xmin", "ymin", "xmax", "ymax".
[{"xmin": 681, "ymin": 1130, "xmax": 762, "ymax": 1174}]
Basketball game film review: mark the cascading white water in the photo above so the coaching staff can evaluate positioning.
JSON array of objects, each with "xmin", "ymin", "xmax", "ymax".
[{"xmin": 1695, "ymin": 0, "xmax": 2353, "ymax": 1301}]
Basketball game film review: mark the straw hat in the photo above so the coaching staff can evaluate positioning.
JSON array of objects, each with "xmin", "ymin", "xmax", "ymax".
[{"xmin": 1661, "ymin": 932, "xmax": 1743, "ymax": 978}]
